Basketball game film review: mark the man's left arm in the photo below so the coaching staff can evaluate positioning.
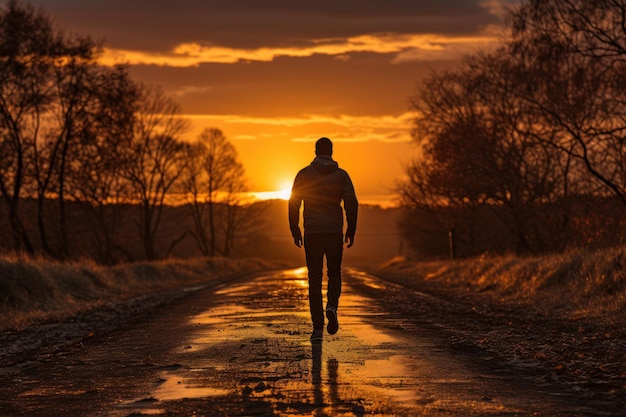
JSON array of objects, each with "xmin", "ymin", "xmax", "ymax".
[{"xmin": 342, "ymin": 172, "xmax": 358, "ymax": 248}]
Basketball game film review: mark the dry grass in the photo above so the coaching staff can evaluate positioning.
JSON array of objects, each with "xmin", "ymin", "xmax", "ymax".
[
  {"xmin": 4, "ymin": 247, "xmax": 625, "ymax": 335},
  {"xmin": 378, "ymin": 247, "xmax": 626, "ymax": 324},
  {"xmin": 375, "ymin": 249, "xmax": 626, "ymax": 407},
  {"xmin": 0, "ymin": 255, "xmax": 279, "ymax": 331}
]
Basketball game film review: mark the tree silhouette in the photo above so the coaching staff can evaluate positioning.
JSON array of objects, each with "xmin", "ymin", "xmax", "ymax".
[
  {"xmin": 0, "ymin": 0, "xmax": 106, "ymax": 255},
  {"xmin": 402, "ymin": 50, "xmax": 572, "ymax": 255},
  {"xmin": 180, "ymin": 128, "xmax": 260, "ymax": 257},
  {"xmin": 0, "ymin": 1, "xmax": 265, "ymax": 262},
  {"xmin": 67, "ymin": 66, "xmax": 138, "ymax": 264},
  {"xmin": 398, "ymin": 0, "xmax": 626, "ymax": 258},
  {"xmin": 122, "ymin": 86, "xmax": 189, "ymax": 260},
  {"xmin": 510, "ymin": 0, "xmax": 626, "ymax": 207}
]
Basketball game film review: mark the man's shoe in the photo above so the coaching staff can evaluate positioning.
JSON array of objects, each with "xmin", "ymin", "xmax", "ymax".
[
  {"xmin": 310, "ymin": 329, "xmax": 323, "ymax": 343},
  {"xmin": 326, "ymin": 305, "xmax": 339, "ymax": 335}
]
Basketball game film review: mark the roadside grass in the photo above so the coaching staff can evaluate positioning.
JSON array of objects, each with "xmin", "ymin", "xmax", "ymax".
[
  {"xmin": 4, "ymin": 247, "xmax": 625, "ymax": 334},
  {"xmin": 0, "ymin": 255, "xmax": 279, "ymax": 332},
  {"xmin": 378, "ymin": 246, "xmax": 626, "ymax": 324},
  {"xmin": 376, "ymin": 247, "xmax": 626, "ymax": 409}
]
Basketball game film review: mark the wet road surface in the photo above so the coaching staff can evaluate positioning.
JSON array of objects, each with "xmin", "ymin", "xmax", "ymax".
[{"xmin": 0, "ymin": 268, "xmax": 600, "ymax": 416}]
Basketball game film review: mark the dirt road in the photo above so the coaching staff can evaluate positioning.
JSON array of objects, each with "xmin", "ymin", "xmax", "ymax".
[{"xmin": 0, "ymin": 268, "xmax": 607, "ymax": 416}]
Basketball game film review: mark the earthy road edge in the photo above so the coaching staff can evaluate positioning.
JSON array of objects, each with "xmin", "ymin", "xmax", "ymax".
[
  {"xmin": 0, "ymin": 269, "xmax": 276, "ymax": 368},
  {"xmin": 364, "ymin": 266, "xmax": 626, "ymax": 413}
]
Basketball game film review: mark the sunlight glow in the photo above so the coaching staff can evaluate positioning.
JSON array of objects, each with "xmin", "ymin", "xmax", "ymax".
[
  {"xmin": 251, "ymin": 182, "xmax": 292, "ymax": 201},
  {"xmin": 290, "ymin": 267, "xmax": 309, "ymax": 278},
  {"xmin": 277, "ymin": 182, "xmax": 292, "ymax": 200}
]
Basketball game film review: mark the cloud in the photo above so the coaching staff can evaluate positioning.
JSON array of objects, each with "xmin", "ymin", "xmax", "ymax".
[
  {"xmin": 169, "ymin": 85, "xmax": 214, "ymax": 97},
  {"xmin": 32, "ymin": 1, "xmax": 505, "ymax": 51},
  {"xmin": 292, "ymin": 130, "xmax": 412, "ymax": 143},
  {"xmin": 100, "ymin": 33, "xmax": 499, "ymax": 67},
  {"xmin": 392, "ymin": 38, "xmax": 500, "ymax": 63},
  {"xmin": 184, "ymin": 112, "xmax": 412, "ymax": 128},
  {"xmin": 183, "ymin": 112, "xmax": 414, "ymax": 143}
]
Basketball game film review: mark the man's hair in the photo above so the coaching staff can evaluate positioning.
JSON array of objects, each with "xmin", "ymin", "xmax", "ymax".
[{"xmin": 315, "ymin": 137, "xmax": 333, "ymax": 156}]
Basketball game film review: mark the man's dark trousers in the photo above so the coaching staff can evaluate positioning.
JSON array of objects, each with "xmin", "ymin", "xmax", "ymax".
[{"xmin": 304, "ymin": 233, "xmax": 343, "ymax": 331}]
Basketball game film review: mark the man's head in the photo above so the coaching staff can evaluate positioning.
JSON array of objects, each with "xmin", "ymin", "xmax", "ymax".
[{"xmin": 315, "ymin": 137, "xmax": 333, "ymax": 156}]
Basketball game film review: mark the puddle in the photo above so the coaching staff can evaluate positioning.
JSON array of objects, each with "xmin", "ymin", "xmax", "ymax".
[
  {"xmin": 335, "ymin": 292, "xmax": 398, "ymax": 345},
  {"xmin": 112, "ymin": 373, "xmax": 231, "ymax": 416},
  {"xmin": 180, "ymin": 270, "xmax": 436, "ymax": 414},
  {"xmin": 190, "ymin": 304, "xmax": 256, "ymax": 325},
  {"xmin": 287, "ymin": 266, "xmax": 308, "ymax": 277},
  {"xmin": 347, "ymin": 268, "xmax": 388, "ymax": 290},
  {"xmin": 152, "ymin": 373, "xmax": 230, "ymax": 400},
  {"xmin": 346, "ymin": 355, "xmax": 431, "ymax": 405},
  {"xmin": 115, "ymin": 405, "xmax": 165, "ymax": 415}
]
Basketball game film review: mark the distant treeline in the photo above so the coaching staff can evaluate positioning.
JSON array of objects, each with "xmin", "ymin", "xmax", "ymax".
[
  {"xmin": 397, "ymin": 1, "xmax": 626, "ymax": 258},
  {"xmin": 0, "ymin": 198, "xmax": 404, "ymax": 266},
  {"xmin": 0, "ymin": 198, "xmax": 267, "ymax": 263},
  {"xmin": 0, "ymin": 1, "xmax": 260, "ymax": 263},
  {"xmin": 398, "ymin": 196, "xmax": 626, "ymax": 260}
]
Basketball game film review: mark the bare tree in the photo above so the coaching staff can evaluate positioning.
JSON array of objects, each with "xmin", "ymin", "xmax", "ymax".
[
  {"xmin": 0, "ymin": 0, "xmax": 76, "ymax": 254},
  {"xmin": 31, "ymin": 36, "xmax": 107, "ymax": 258},
  {"xmin": 510, "ymin": 0, "xmax": 626, "ymax": 207},
  {"xmin": 401, "ymin": 50, "xmax": 572, "ymax": 255},
  {"xmin": 180, "ymin": 141, "xmax": 211, "ymax": 256},
  {"xmin": 122, "ymin": 86, "xmax": 189, "ymax": 260},
  {"xmin": 67, "ymin": 65, "xmax": 138, "ymax": 263},
  {"xmin": 216, "ymin": 159, "xmax": 263, "ymax": 257},
  {"xmin": 511, "ymin": 0, "xmax": 626, "ymax": 59},
  {"xmin": 180, "ymin": 128, "xmax": 256, "ymax": 257},
  {"xmin": 397, "ymin": 0, "xmax": 626, "ymax": 257},
  {"xmin": 0, "ymin": 0, "xmax": 128, "ymax": 258}
]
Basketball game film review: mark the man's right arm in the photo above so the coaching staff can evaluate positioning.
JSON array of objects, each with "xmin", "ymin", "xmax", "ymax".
[{"xmin": 288, "ymin": 173, "xmax": 303, "ymax": 247}]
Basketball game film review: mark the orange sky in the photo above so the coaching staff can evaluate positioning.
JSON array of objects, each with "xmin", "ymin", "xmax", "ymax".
[{"xmin": 32, "ymin": 0, "xmax": 517, "ymax": 205}]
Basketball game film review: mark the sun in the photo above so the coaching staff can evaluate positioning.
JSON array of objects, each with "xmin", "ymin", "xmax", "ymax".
[
  {"xmin": 276, "ymin": 182, "xmax": 292, "ymax": 200},
  {"xmin": 250, "ymin": 181, "xmax": 293, "ymax": 201}
]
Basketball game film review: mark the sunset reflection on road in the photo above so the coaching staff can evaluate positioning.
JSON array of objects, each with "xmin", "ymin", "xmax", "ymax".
[
  {"xmin": 0, "ymin": 267, "xmax": 597, "ymax": 416},
  {"xmin": 110, "ymin": 268, "xmax": 573, "ymax": 416}
]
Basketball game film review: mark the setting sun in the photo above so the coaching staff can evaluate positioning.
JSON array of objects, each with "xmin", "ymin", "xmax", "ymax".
[
  {"xmin": 250, "ymin": 181, "xmax": 293, "ymax": 201},
  {"xmin": 276, "ymin": 184, "xmax": 292, "ymax": 200}
]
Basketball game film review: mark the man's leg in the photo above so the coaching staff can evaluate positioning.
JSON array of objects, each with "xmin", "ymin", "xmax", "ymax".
[
  {"xmin": 324, "ymin": 233, "xmax": 343, "ymax": 335},
  {"xmin": 304, "ymin": 234, "xmax": 325, "ymax": 331},
  {"xmin": 325, "ymin": 233, "xmax": 344, "ymax": 309}
]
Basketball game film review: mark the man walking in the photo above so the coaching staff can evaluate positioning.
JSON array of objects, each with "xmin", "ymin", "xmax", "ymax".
[{"xmin": 289, "ymin": 137, "xmax": 358, "ymax": 343}]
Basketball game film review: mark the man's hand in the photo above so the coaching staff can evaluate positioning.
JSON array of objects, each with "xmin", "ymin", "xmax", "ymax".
[
  {"xmin": 345, "ymin": 235, "xmax": 354, "ymax": 248},
  {"xmin": 294, "ymin": 236, "xmax": 303, "ymax": 248}
]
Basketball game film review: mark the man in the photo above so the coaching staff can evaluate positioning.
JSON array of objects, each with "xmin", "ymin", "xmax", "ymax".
[{"xmin": 289, "ymin": 137, "xmax": 358, "ymax": 343}]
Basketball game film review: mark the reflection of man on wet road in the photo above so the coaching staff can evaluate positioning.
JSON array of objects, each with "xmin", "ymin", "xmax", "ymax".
[{"xmin": 289, "ymin": 137, "xmax": 358, "ymax": 343}]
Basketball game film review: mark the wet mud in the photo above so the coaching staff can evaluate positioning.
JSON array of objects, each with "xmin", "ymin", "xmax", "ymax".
[{"xmin": 0, "ymin": 268, "xmax": 608, "ymax": 416}]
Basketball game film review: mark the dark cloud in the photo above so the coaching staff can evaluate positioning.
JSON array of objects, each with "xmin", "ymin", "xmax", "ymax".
[{"xmin": 32, "ymin": 0, "xmax": 508, "ymax": 51}]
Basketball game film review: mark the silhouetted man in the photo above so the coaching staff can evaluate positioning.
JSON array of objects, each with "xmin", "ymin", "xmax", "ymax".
[{"xmin": 289, "ymin": 137, "xmax": 358, "ymax": 343}]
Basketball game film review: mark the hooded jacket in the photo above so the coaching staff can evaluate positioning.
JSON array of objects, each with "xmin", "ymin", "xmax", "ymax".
[{"xmin": 289, "ymin": 155, "xmax": 358, "ymax": 239}]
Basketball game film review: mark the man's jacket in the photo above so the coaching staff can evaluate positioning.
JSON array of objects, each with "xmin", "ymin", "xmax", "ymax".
[{"xmin": 289, "ymin": 155, "xmax": 358, "ymax": 239}]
